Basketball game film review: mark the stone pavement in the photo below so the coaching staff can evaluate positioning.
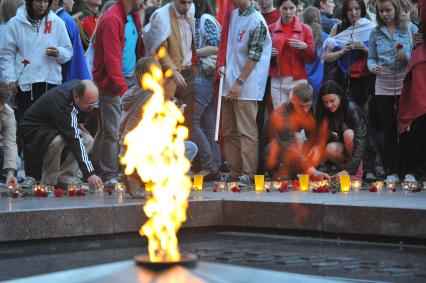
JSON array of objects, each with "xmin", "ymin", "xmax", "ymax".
[{"xmin": 1, "ymin": 184, "xmax": 426, "ymax": 241}]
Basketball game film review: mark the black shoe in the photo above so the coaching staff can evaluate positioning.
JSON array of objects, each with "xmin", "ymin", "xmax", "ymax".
[
  {"xmin": 224, "ymin": 175, "xmax": 239, "ymax": 183},
  {"xmin": 204, "ymin": 171, "xmax": 220, "ymax": 182}
]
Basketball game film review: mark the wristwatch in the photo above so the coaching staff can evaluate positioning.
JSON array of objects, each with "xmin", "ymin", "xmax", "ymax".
[{"xmin": 236, "ymin": 78, "xmax": 244, "ymax": 86}]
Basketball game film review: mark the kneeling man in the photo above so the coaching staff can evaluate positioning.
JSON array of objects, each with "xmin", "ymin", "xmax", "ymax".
[
  {"xmin": 21, "ymin": 80, "xmax": 103, "ymax": 189},
  {"xmin": 266, "ymin": 82, "xmax": 329, "ymax": 179}
]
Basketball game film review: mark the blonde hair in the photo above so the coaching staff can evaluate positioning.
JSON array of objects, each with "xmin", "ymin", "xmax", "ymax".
[{"xmin": 134, "ymin": 57, "xmax": 161, "ymax": 89}]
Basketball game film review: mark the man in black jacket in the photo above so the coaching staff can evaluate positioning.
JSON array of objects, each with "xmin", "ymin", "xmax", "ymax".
[{"xmin": 21, "ymin": 80, "xmax": 103, "ymax": 189}]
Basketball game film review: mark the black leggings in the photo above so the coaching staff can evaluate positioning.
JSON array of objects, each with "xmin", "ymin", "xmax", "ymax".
[{"xmin": 376, "ymin": 95, "xmax": 400, "ymax": 175}]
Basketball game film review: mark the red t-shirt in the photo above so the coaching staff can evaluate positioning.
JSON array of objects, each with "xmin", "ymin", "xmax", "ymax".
[{"xmin": 262, "ymin": 9, "xmax": 280, "ymax": 25}]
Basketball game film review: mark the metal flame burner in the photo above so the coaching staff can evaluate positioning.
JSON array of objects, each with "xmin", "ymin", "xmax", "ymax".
[{"xmin": 134, "ymin": 253, "xmax": 198, "ymax": 271}]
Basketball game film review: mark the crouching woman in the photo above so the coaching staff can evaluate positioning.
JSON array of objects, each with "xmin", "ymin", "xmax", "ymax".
[{"xmin": 315, "ymin": 80, "xmax": 367, "ymax": 180}]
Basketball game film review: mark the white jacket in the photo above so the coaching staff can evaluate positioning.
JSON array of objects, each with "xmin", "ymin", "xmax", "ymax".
[{"xmin": 0, "ymin": 6, "xmax": 72, "ymax": 91}]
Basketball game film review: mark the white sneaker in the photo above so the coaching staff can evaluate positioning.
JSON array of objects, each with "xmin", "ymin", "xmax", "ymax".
[
  {"xmin": 20, "ymin": 176, "xmax": 37, "ymax": 190},
  {"xmin": 385, "ymin": 175, "xmax": 400, "ymax": 183},
  {"xmin": 404, "ymin": 174, "xmax": 417, "ymax": 183}
]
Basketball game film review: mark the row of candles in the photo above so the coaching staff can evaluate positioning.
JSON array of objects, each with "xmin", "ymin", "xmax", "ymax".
[{"xmin": 192, "ymin": 174, "xmax": 420, "ymax": 192}]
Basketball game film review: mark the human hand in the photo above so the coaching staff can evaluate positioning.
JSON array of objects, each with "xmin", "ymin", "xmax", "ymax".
[
  {"xmin": 289, "ymin": 39, "xmax": 308, "ymax": 50},
  {"xmin": 8, "ymin": 81, "xmax": 18, "ymax": 94},
  {"xmin": 395, "ymin": 51, "xmax": 407, "ymax": 62},
  {"xmin": 78, "ymin": 123, "xmax": 89, "ymax": 133},
  {"xmin": 271, "ymin": 47, "xmax": 278, "ymax": 57},
  {"xmin": 217, "ymin": 66, "xmax": 226, "ymax": 76},
  {"xmin": 341, "ymin": 42, "xmax": 352, "ymax": 55},
  {"xmin": 414, "ymin": 32, "xmax": 424, "ymax": 45},
  {"xmin": 307, "ymin": 167, "xmax": 330, "ymax": 179},
  {"xmin": 46, "ymin": 47, "xmax": 59, "ymax": 57},
  {"xmin": 351, "ymin": 41, "xmax": 368, "ymax": 52},
  {"xmin": 88, "ymin": 174, "xmax": 103, "ymax": 189},
  {"xmin": 226, "ymin": 83, "xmax": 241, "ymax": 100},
  {"xmin": 6, "ymin": 174, "xmax": 17, "ymax": 189},
  {"xmin": 370, "ymin": 64, "xmax": 384, "ymax": 75},
  {"xmin": 173, "ymin": 71, "xmax": 187, "ymax": 88}
]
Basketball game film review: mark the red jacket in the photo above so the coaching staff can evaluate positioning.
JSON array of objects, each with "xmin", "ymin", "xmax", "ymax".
[
  {"xmin": 268, "ymin": 16, "xmax": 316, "ymax": 80},
  {"xmin": 93, "ymin": 1, "xmax": 144, "ymax": 97}
]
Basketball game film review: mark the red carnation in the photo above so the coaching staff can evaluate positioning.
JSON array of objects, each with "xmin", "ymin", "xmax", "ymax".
[
  {"xmin": 12, "ymin": 192, "xmax": 19, "ymax": 198},
  {"xmin": 396, "ymin": 43, "xmax": 403, "ymax": 50},
  {"xmin": 278, "ymin": 183, "xmax": 288, "ymax": 193},
  {"xmin": 369, "ymin": 186, "xmax": 377, "ymax": 192},
  {"xmin": 35, "ymin": 188, "xmax": 43, "ymax": 197},
  {"xmin": 231, "ymin": 186, "xmax": 240, "ymax": 193},
  {"xmin": 54, "ymin": 188, "xmax": 63, "ymax": 197},
  {"xmin": 213, "ymin": 188, "xmax": 218, "ymax": 192},
  {"xmin": 21, "ymin": 59, "xmax": 30, "ymax": 66},
  {"xmin": 266, "ymin": 188, "xmax": 271, "ymax": 193},
  {"xmin": 68, "ymin": 189, "xmax": 75, "ymax": 197},
  {"xmin": 21, "ymin": 192, "xmax": 27, "ymax": 198},
  {"xmin": 106, "ymin": 188, "xmax": 113, "ymax": 195}
]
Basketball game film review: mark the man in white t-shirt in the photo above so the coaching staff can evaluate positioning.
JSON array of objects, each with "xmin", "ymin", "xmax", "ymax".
[{"xmin": 218, "ymin": 0, "xmax": 272, "ymax": 187}]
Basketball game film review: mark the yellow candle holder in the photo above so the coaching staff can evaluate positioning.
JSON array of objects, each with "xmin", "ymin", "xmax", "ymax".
[
  {"xmin": 193, "ymin": 175, "xmax": 203, "ymax": 191},
  {"xmin": 299, "ymin": 175, "xmax": 309, "ymax": 192},
  {"xmin": 254, "ymin": 175, "xmax": 265, "ymax": 192},
  {"xmin": 339, "ymin": 175, "xmax": 351, "ymax": 192}
]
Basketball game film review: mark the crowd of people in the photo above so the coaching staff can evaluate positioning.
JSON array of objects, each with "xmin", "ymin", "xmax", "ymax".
[{"xmin": 0, "ymin": 0, "xmax": 424, "ymax": 190}]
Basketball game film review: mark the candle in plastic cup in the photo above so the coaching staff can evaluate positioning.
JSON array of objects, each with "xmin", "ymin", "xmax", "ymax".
[
  {"xmin": 299, "ymin": 175, "xmax": 309, "ymax": 191},
  {"xmin": 193, "ymin": 175, "xmax": 203, "ymax": 191},
  {"xmin": 254, "ymin": 175, "xmax": 265, "ymax": 191},
  {"xmin": 340, "ymin": 175, "xmax": 351, "ymax": 192}
]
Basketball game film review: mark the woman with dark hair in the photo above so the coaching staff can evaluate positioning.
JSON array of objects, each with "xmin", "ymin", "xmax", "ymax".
[
  {"xmin": 192, "ymin": 0, "xmax": 222, "ymax": 180},
  {"xmin": 0, "ymin": 0, "xmax": 72, "ymax": 117},
  {"xmin": 269, "ymin": 0, "xmax": 316, "ymax": 109},
  {"xmin": 323, "ymin": 0, "xmax": 375, "ymax": 109},
  {"xmin": 316, "ymin": 80, "xmax": 367, "ymax": 179}
]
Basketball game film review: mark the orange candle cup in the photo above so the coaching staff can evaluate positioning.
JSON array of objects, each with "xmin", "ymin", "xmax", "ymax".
[
  {"xmin": 254, "ymin": 175, "xmax": 265, "ymax": 192},
  {"xmin": 299, "ymin": 175, "xmax": 309, "ymax": 192},
  {"xmin": 339, "ymin": 175, "xmax": 351, "ymax": 192},
  {"xmin": 193, "ymin": 175, "xmax": 204, "ymax": 191}
]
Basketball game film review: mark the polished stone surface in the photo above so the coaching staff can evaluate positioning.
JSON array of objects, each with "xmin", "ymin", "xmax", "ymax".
[
  {"xmin": 3, "ymin": 260, "xmax": 377, "ymax": 283},
  {"xmin": 1, "ymin": 186, "xmax": 426, "ymax": 241},
  {"xmin": 2, "ymin": 231, "xmax": 425, "ymax": 282}
]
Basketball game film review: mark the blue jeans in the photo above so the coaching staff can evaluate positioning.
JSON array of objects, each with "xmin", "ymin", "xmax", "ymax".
[
  {"xmin": 184, "ymin": 141, "xmax": 198, "ymax": 162},
  {"xmin": 192, "ymin": 77, "xmax": 221, "ymax": 172}
]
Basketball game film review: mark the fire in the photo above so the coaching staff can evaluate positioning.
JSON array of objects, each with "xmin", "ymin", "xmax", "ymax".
[{"xmin": 121, "ymin": 51, "xmax": 191, "ymax": 262}]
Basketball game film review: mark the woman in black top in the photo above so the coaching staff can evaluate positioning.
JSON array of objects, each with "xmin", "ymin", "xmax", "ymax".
[{"xmin": 316, "ymin": 80, "xmax": 367, "ymax": 179}]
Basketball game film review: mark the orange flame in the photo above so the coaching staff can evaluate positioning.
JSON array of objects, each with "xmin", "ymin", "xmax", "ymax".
[{"xmin": 121, "ymin": 50, "xmax": 191, "ymax": 262}]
